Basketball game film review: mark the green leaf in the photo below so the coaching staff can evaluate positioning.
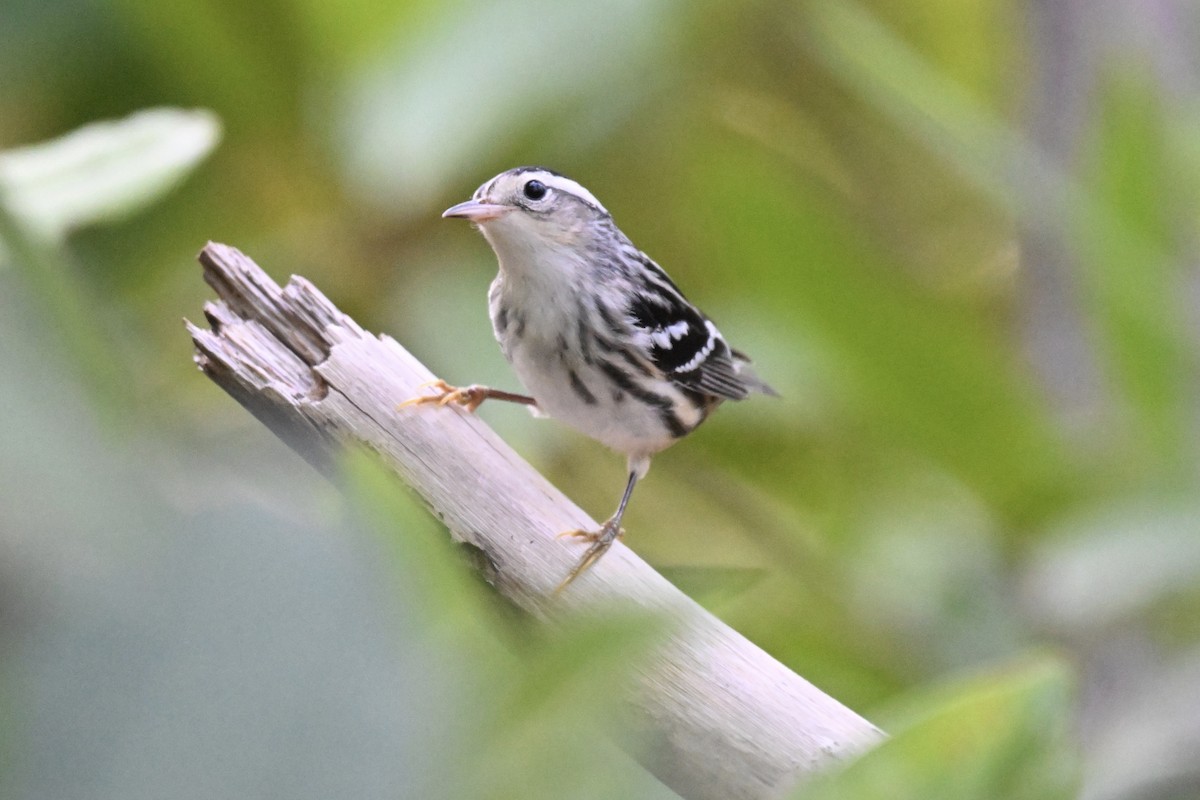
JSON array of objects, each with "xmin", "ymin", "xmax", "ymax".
[
  {"xmin": 0, "ymin": 108, "xmax": 220, "ymax": 413},
  {"xmin": 0, "ymin": 107, "xmax": 220, "ymax": 242},
  {"xmin": 792, "ymin": 656, "xmax": 1078, "ymax": 800}
]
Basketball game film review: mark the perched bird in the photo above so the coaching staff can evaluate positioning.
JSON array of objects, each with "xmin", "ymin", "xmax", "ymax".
[{"xmin": 404, "ymin": 167, "xmax": 774, "ymax": 590}]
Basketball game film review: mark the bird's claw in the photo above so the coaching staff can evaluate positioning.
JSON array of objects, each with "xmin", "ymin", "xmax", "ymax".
[
  {"xmin": 555, "ymin": 526, "xmax": 625, "ymax": 543},
  {"xmin": 397, "ymin": 379, "xmax": 488, "ymax": 413},
  {"xmin": 553, "ymin": 518, "xmax": 625, "ymax": 594}
]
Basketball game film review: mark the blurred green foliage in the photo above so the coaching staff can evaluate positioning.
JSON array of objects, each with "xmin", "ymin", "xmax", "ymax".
[
  {"xmin": 794, "ymin": 657, "xmax": 1076, "ymax": 800},
  {"xmin": 2, "ymin": 1, "xmax": 1199, "ymax": 798}
]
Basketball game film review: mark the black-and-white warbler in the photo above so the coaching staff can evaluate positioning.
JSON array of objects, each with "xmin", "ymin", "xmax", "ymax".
[{"xmin": 405, "ymin": 167, "xmax": 774, "ymax": 590}]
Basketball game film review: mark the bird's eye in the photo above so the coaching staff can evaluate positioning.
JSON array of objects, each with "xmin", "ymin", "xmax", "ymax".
[{"xmin": 523, "ymin": 180, "xmax": 548, "ymax": 201}]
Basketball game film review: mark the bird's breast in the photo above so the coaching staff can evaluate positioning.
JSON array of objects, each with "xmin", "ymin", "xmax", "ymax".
[{"xmin": 487, "ymin": 268, "xmax": 710, "ymax": 458}]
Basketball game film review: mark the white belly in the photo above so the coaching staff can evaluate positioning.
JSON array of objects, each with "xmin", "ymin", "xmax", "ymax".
[
  {"xmin": 507, "ymin": 335, "xmax": 680, "ymax": 458},
  {"xmin": 487, "ymin": 270, "xmax": 707, "ymax": 461}
]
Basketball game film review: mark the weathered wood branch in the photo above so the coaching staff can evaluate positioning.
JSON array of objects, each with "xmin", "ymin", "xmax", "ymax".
[{"xmin": 187, "ymin": 242, "xmax": 884, "ymax": 800}]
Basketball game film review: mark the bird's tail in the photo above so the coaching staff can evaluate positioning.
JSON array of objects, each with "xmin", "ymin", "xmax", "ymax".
[{"xmin": 731, "ymin": 349, "xmax": 779, "ymax": 397}]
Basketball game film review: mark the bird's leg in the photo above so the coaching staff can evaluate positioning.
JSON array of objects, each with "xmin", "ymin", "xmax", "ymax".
[
  {"xmin": 397, "ymin": 379, "xmax": 537, "ymax": 413},
  {"xmin": 555, "ymin": 470, "xmax": 640, "ymax": 593}
]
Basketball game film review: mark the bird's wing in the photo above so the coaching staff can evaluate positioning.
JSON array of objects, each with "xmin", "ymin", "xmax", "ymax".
[{"xmin": 625, "ymin": 269, "xmax": 752, "ymax": 401}]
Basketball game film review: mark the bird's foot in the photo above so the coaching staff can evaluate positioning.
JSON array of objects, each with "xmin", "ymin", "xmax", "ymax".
[
  {"xmin": 554, "ymin": 517, "xmax": 625, "ymax": 594},
  {"xmin": 556, "ymin": 525, "xmax": 625, "ymax": 543},
  {"xmin": 397, "ymin": 379, "xmax": 490, "ymax": 413}
]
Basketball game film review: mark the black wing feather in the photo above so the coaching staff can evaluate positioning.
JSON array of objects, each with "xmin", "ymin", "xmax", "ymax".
[{"xmin": 627, "ymin": 281, "xmax": 750, "ymax": 402}]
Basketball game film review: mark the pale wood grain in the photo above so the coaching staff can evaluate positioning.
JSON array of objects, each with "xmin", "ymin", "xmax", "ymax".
[{"xmin": 187, "ymin": 242, "xmax": 885, "ymax": 800}]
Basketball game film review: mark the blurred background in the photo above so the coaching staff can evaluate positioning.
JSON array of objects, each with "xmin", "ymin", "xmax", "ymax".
[{"xmin": 2, "ymin": 1, "xmax": 1198, "ymax": 798}]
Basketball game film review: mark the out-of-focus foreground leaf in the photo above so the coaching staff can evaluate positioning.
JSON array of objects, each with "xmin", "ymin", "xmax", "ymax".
[
  {"xmin": 0, "ymin": 295, "xmax": 675, "ymax": 800},
  {"xmin": 0, "ymin": 107, "xmax": 220, "ymax": 244},
  {"xmin": 792, "ymin": 656, "xmax": 1077, "ymax": 800},
  {"xmin": 329, "ymin": 452, "xmax": 677, "ymax": 800},
  {"xmin": 0, "ymin": 108, "xmax": 219, "ymax": 413}
]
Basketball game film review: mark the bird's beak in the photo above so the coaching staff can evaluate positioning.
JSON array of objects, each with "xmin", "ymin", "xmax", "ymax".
[{"xmin": 442, "ymin": 200, "xmax": 512, "ymax": 222}]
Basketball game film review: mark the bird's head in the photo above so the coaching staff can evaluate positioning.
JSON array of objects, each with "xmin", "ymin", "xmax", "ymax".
[{"xmin": 442, "ymin": 167, "xmax": 611, "ymax": 266}]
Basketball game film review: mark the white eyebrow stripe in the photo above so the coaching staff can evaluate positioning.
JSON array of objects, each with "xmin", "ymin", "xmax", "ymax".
[{"xmin": 532, "ymin": 172, "xmax": 608, "ymax": 214}]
